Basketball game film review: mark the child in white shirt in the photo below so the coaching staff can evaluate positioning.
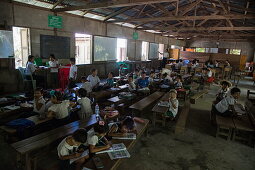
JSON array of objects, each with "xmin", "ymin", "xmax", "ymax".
[
  {"xmin": 216, "ymin": 80, "xmax": 231, "ymax": 102},
  {"xmin": 48, "ymin": 54, "xmax": 58, "ymax": 67},
  {"xmin": 68, "ymin": 58, "xmax": 78, "ymax": 89},
  {"xmin": 33, "ymin": 88, "xmax": 45, "ymax": 117},
  {"xmin": 80, "ymin": 76, "xmax": 92, "ymax": 95},
  {"xmin": 128, "ymin": 76, "xmax": 136, "ymax": 91},
  {"xmin": 87, "ymin": 69, "xmax": 100, "ymax": 91},
  {"xmin": 57, "ymin": 128, "xmax": 89, "ymax": 170},
  {"xmin": 165, "ymin": 89, "xmax": 179, "ymax": 119},
  {"xmin": 215, "ymin": 87, "xmax": 240, "ymax": 117},
  {"xmin": 174, "ymin": 75, "xmax": 183, "ymax": 89},
  {"xmin": 77, "ymin": 88, "xmax": 93, "ymax": 120}
]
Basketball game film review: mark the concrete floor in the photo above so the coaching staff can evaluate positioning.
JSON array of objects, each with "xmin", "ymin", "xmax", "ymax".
[
  {"xmin": 0, "ymin": 79, "xmax": 255, "ymax": 170},
  {"xmin": 118, "ymin": 79, "xmax": 255, "ymax": 170}
]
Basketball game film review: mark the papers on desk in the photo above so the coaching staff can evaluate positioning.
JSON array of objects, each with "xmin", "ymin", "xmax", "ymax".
[
  {"xmin": 96, "ymin": 143, "xmax": 126, "ymax": 155},
  {"xmin": 4, "ymin": 105, "xmax": 20, "ymax": 110},
  {"xmin": 0, "ymin": 98, "xmax": 8, "ymax": 102},
  {"xmin": 70, "ymin": 150, "xmax": 89, "ymax": 164},
  {"xmin": 158, "ymin": 101, "xmax": 170, "ymax": 107},
  {"xmin": 234, "ymin": 104, "xmax": 246, "ymax": 116},
  {"xmin": 112, "ymin": 133, "xmax": 136, "ymax": 140},
  {"xmin": 108, "ymin": 149, "xmax": 130, "ymax": 160},
  {"xmin": 82, "ymin": 167, "xmax": 93, "ymax": 170}
]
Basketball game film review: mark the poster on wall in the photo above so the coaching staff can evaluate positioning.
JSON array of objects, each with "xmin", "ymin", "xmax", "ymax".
[{"xmin": 0, "ymin": 30, "xmax": 14, "ymax": 58}]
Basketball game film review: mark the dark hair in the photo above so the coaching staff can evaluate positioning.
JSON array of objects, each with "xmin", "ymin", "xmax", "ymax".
[
  {"xmin": 81, "ymin": 76, "xmax": 86, "ymax": 80},
  {"xmin": 221, "ymin": 81, "xmax": 230, "ymax": 87},
  {"xmin": 94, "ymin": 121, "xmax": 109, "ymax": 134},
  {"xmin": 70, "ymin": 58, "xmax": 75, "ymax": 63},
  {"xmin": 49, "ymin": 54, "xmax": 55, "ymax": 59},
  {"xmin": 72, "ymin": 129, "xmax": 87, "ymax": 143},
  {"xmin": 163, "ymin": 73, "xmax": 168, "ymax": 77},
  {"xmin": 176, "ymin": 60, "xmax": 179, "ymax": 63},
  {"xmin": 52, "ymin": 91, "xmax": 63, "ymax": 101},
  {"xmin": 135, "ymin": 69, "xmax": 139, "ymax": 72},
  {"xmin": 150, "ymin": 71, "xmax": 155, "ymax": 74},
  {"xmin": 122, "ymin": 116, "xmax": 134, "ymax": 130},
  {"xmin": 230, "ymin": 87, "xmax": 241, "ymax": 95},
  {"xmin": 109, "ymin": 72, "xmax": 114, "ymax": 76},
  {"xmin": 91, "ymin": 68, "xmax": 97, "ymax": 73},
  {"xmin": 177, "ymin": 75, "xmax": 182, "ymax": 79},
  {"xmin": 128, "ymin": 76, "xmax": 133, "ymax": 79},
  {"xmin": 141, "ymin": 71, "xmax": 146, "ymax": 75},
  {"xmin": 78, "ymin": 88, "xmax": 87, "ymax": 97},
  {"xmin": 35, "ymin": 87, "xmax": 43, "ymax": 94},
  {"xmin": 179, "ymin": 59, "xmax": 183, "ymax": 62}
]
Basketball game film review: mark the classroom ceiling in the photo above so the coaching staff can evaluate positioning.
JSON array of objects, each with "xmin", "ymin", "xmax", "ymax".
[{"xmin": 14, "ymin": 0, "xmax": 255, "ymax": 41}]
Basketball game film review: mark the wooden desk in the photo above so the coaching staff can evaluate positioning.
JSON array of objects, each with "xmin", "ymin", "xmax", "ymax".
[
  {"xmin": 152, "ymin": 93, "xmax": 169, "ymax": 126},
  {"xmin": 84, "ymin": 119, "xmax": 149, "ymax": 170}
]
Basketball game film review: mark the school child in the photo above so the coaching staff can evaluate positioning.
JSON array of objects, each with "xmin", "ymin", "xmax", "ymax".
[
  {"xmin": 33, "ymin": 87, "xmax": 46, "ymax": 117},
  {"xmin": 80, "ymin": 76, "xmax": 92, "ymax": 95},
  {"xmin": 202, "ymin": 68, "xmax": 214, "ymax": 83},
  {"xmin": 48, "ymin": 54, "xmax": 58, "ymax": 67},
  {"xmin": 77, "ymin": 88, "xmax": 93, "ymax": 120},
  {"xmin": 57, "ymin": 128, "xmax": 89, "ymax": 170},
  {"xmin": 128, "ymin": 76, "xmax": 136, "ymax": 91},
  {"xmin": 162, "ymin": 73, "xmax": 173, "ymax": 84},
  {"xmin": 225, "ymin": 60, "xmax": 231, "ymax": 67},
  {"xmin": 148, "ymin": 71, "xmax": 155, "ymax": 84},
  {"xmin": 174, "ymin": 75, "xmax": 183, "ymax": 89},
  {"xmin": 47, "ymin": 91, "xmax": 74, "ymax": 121},
  {"xmin": 137, "ymin": 72, "xmax": 149, "ymax": 89},
  {"xmin": 215, "ymin": 87, "xmax": 241, "ymax": 117},
  {"xmin": 68, "ymin": 58, "xmax": 78, "ymax": 89},
  {"xmin": 214, "ymin": 60, "xmax": 219, "ymax": 68},
  {"xmin": 133, "ymin": 69, "xmax": 140, "ymax": 82},
  {"xmin": 165, "ymin": 89, "xmax": 179, "ymax": 119},
  {"xmin": 105, "ymin": 72, "xmax": 114, "ymax": 88},
  {"xmin": 119, "ymin": 64, "xmax": 125, "ymax": 76},
  {"xmin": 87, "ymin": 69, "xmax": 100, "ymax": 91},
  {"xmin": 87, "ymin": 120, "xmax": 111, "ymax": 153},
  {"xmin": 216, "ymin": 80, "xmax": 231, "ymax": 102},
  {"xmin": 108, "ymin": 116, "xmax": 136, "ymax": 137}
]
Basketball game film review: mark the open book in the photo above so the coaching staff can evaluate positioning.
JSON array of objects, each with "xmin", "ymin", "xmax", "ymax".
[
  {"xmin": 112, "ymin": 133, "xmax": 136, "ymax": 140},
  {"xmin": 108, "ymin": 149, "xmax": 131, "ymax": 160},
  {"xmin": 69, "ymin": 150, "xmax": 89, "ymax": 164},
  {"xmin": 158, "ymin": 101, "xmax": 170, "ymax": 107},
  {"xmin": 95, "ymin": 143, "xmax": 126, "ymax": 155}
]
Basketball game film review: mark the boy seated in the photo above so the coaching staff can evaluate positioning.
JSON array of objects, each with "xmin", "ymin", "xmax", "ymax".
[
  {"xmin": 174, "ymin": 75, "xmax": 183, "ymax": 89},
  {"xmin": 216, "ymin": 80, "xmax": 231, "ymax": 102},
  {"xmin": 215, "ymin": 87, "xmax": 241, "ymax": 117},
  {"xmin": 165, "ymin": 89, "xmax": 179, "ymax": 120},
  {"xmin": 137, "ymin": 72, "xmax": 149, "ymax": 89},
  {"xmin": 104, "ymin": 72, "xmax": 114, "ymax": 88},
  {"xmin": 87, "ymin": 69, "xmax": 100, "ymax": 91},
  {"xmin": 58, "ymin": 128, "xmax": 89, "ymax": 170},
  {"xmin": 108, "ymin": 116, "xmax": 136, "ymax": 137},
  {"xmin": 80, "ymin": 76, "xmax": 92, "ymax": 95},
  {"xmin": 128, "ymin": 76, "xmax": 136, "ymax": 91},
  {"xmin": 77, "ymin": 88, "xmax": 93, "ymax": 120}
]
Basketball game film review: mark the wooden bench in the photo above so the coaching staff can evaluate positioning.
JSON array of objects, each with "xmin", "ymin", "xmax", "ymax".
[
  {"xmin": 11, "ymin": 115, "xmax": 98, "ymax": 170},
  {"xmin": 84, "ymin": 118, "xmax": 149, "ymax": 170},
  {"xmin": 175, "ymin": 101, "xmax": 190, "ymax": 134},
  {"xmin": 152, "ymin": 92, "xmax": 169, "ymax": 127},
  {"xmin": 190, "ymin": 90, "xmax": 208, "ymax": 104},
  {"xmin": 215, "ymin": 115, "xmax": 235, "ymax": 140},
  {"xmin": 129, "ymin": 91, "xmax": 164, "ymax": 115}
]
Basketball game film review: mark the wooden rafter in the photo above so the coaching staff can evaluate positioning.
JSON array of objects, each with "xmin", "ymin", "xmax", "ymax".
[
  {"xmin": 181, "ymin": 0, "xmax": 203, "ymax": 16},
  {"xmin": 197, "ymin": 11, "xmax": 219, "ymax": 26},
  {"xmin": 52, "ymin": 0, "xmax": 177, "ymax": 12},
  {"xmin": 103, "ymin": 6, "xmax": 134, "ymax": 21},
  {"xmin": 51, "ymin": 0, "xmax": 64, "ymax": 9},
  {"xmin": 154, "ymin": 27, "xmax": 255, "ymax": 31}
]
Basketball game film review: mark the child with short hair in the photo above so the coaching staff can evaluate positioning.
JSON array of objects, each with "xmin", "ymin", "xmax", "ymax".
[
  {"xmin": 87, "ymin": 120, "xmax": 111, "ymax": 153},
  {"xmin": 33, "ymin": 87, "xmax": 46, "ymax": 117},
  {"xmin": 48, "ymin": 54, "xmax": 58, "ymax": 67},
  {"xmin": 77, "ymin": 88, "xmax": 93, "ymax": 120},
  {"xmin": 148, "ymin": 71, "xmax": 155, "ymax": 84},
  {"xmin": 165, "ymin": 89, "xmax": 179, "ymax": 119},
  {"xmin": 133, "ymin": 69, "xmax": 140, "ymax": 82},
  {"xmin": 137, "ymin": 72, "xmax": 149, "ymax": 89},
  {"xmin": 87, "ymin": 69, "xmax": 100, "ymax": 91},
  {"xmin": 105, "ymin": 72, "xmax": 114, "ymax": 88},
  {"xmin": 68, "ymin": 58, "xmax": 78, "ymax": 89},
  {"xmin": 174, "ymin": 75, "xmax": 183, "ymax": 89},
  {"xmin": 216, "ymin": 80, "xmax": 231, "ymax": 102},
  {"xmin": 128, "ymin": 76, "xmax": 136, "ymax": 91},
  {"xmin": 80, "ymin": 76, "xmax": 92, "ymax": 95},
  {"xmin": 57, "ymin": 128, "xmax": 89, "ymax": 170},
  {"xmin": 215, "ymin": 87, "xmax": 241, "ymax": 117},
  {"xmin": 108, "ymin": 116, "xmax": 136, "ymax": 137}
]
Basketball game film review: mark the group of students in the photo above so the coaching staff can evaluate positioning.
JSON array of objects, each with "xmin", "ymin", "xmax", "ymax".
[{"xmin": 58, "ymin": 116, "xmax": 137, "ymax": 170}]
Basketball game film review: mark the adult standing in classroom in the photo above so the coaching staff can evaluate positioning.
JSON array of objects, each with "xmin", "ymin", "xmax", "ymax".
[{"xmin": 159, "ymin": 49, "xmax": 169, "ymax": 70}]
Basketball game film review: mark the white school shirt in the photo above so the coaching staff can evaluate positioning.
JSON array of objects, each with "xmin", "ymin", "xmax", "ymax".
[
  {"xmin": 57, "ymin": 137, "xmax": 78, "ymax": 157},
  {"xmin": 49, "ymin": 60, "xmax": 58, "ymax": 67},
  {"xmin": 215, "ymin": 95, "xmax": 236, "ymax": 113},
  {"xmin": 77, "ymin": 97, "xmax": 93, "ymax": 120},
  {"xmin": 217, "ymin": 88, "xmax": 229, "ymax": 98},
  {"xmin": 87, "ymin": 129, "xmax": 100, "ymax": 146},
  {"xmin": 81, "ymin": 82, "xmax": 92, "ymax": 94},
  {"xmin": 207, "ymin": 70, "xmax": 212, "ymax": 77},
  {"xmin": 25, "ymin": 61, "xmax": 36, "ymax": 75},
  {"xmin": 128, "ymin": 81, "xmax": 136, "ymax": 91},
  {"xmin": 69, "ymin": 65, "xmax": 77, "ymax": 80},
  {"xmin": 33, "ymin": 97, "xmax": 46, "ymax": 115},
  {"xmin": 87, "ymin": 75, "xmax": 100, "ymax": 88},
  {"xmin": 169, "ymin": 98, "xmax": 179, "ymax": 117},
  {"xmin": 48, "ymin": 100, "xmax": 70, "ymax": 119}
]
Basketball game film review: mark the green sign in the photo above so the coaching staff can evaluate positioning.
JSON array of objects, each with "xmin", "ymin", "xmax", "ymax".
[
  {"xmin": 48, "ymin": 15, "xmax": 63, "ymax": 29},
  {"xmin": 133, "ymin": 32, "xmax": 138, "ymax": 40}
]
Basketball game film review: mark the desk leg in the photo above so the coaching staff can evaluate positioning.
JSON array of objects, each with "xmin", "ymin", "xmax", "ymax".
[
  {"xmin": 152, "ymin": 112, "xmax": 156, "ymax": 127},
  {"xmin": 25, "ymin": 153, "xmax": 32, "ymax": 170}
]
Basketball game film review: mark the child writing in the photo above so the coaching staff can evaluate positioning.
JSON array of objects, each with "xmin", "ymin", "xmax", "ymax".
[
  {"xmin": 215, "ymin": 87, "xmax": 241, "ymax": 117},
  {"xmin": 108, "ymin": 116, "xmax": 136, "ymax": 137},
  {"xmin": 128, "ymin": 76, "xmax": 136, "ymax": 91},
  {"xmin": 77, "ymin": 88, "xmax": 93, "ymax": 120},
  {"xmin": 68, "ymin": 58, "xmax": 78, "ymax": 89},
  {"xmin": 174, "ymin": 75, "xmax": 183, "ymax": 89},
  {"xmin": 87, "ymin": 120, "xmax": 111, "ymax": 153},
  {"xmin": 216, "ymin": 80, "xmax": 231, "ymax": 102},
  {"xmin": 165, "ymin": 89, "xmax": 179, "ymax": 119},
  {"xmin": 87, "ymin": 69, "xmax": 100, "ymax": 91},
  {"xmin": 80, "ymin": 76, "xmax": 92, "ymax": 95},
  {"xmin": 57, "ymin": 128, "xmax": 89, "ymax": 170}
]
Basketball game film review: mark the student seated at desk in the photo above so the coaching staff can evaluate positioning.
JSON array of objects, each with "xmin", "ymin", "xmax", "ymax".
[
  {"xmin": 202, "ymin": 68, "xmax": 214, "ymax": 83},
  {"xmin": 33, "ymin": 87, "xmax": 46, "ymax": 117},
  {"xmin": 215, "ymin": 87, "xmax": 241, "ymax": 117},
  {"xmin": 148, "ymin": 71, "xmax": 155, "ymax": 84},
  {"xmin": 47, "ymin": 91, "xmax": 74, "ymax": 121},
  {"xmin": 108, "ymin": 116, "xmax": 136, "ymax": 137},
  {"xmin": 128, "ymin": 76, "xmax": 136, "ymax": 91},
  {"xmin": 48, "ymin": 54, "xmax": 58, "ymax": 67},
  {"xmin": 77, "ymin": 88, "xmax": 93, "ymax": 120},
  {"xmin": 80, "ymin": 76, "xmax": 92, "ymax": 95},
  {"xmin": 68, "ymin": 58, "xmax": 78, "ymax": 89},
  {"xmin": 58, "ymin": 128, "xmax": 89, "ymax": 170},
  {"xmin": 87, "ymin": 120, "xmax": 111, "ymax": 153},
  {"xmin": 174, "ymin": 75, "xmax": 183, "ymax": 89},
  {"xmin": 225, "ymin": 60, "xmax": 231, "ymax": 67},
  {"xmin": 165, "ymin": 89, "xmax": 179, "ymax": 119},
  {"xmin": 214, "ymin": 60, "xmax": 220, "ymax": 68},
  {"xmin": 216, "ymin": 80, "xmax": 231, "ymax": 102},
  {"xmin": 104, "ymin": 72, "xmax": 114, "ymax": 89},
  {"xmin": 87, "ymin": 68, "xmax": 100, "ymax": 91},
  {"xmin": 137, "ymin": 72, "xmax": 149, "ymax": 89},
  {"xmin": 133, "ymin": 69, "xmax": 140, "ymax": 82}
]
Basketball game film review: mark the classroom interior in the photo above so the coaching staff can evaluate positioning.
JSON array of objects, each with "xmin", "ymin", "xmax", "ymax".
[{"xmin": 0, "ymin": 0, "xmax": 255, "ymax": 170}]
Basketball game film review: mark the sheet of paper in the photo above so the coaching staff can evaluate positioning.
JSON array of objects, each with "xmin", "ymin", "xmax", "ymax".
[{"xmin": 69, "ymin": 150, "xmax": 89, "ymax": 164}]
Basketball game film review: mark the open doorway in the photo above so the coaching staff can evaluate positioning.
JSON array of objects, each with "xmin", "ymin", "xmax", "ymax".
[
  {"xmin": 117, "ymin": 38, "xmax": 127, "ymax": 61},
  {"xmin": 13, "ymin": 27, "xmax": 31, "ymax": 68},
  {"xmin": 75, "ymin": 33, "xmax": 92, "ymax": 64},
  {"xmin": 141, "ymin": 41, "xmax": 149, "ymax": 61}
]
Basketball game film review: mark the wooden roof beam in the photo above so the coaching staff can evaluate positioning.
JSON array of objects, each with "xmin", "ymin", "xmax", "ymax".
[
  {"xmin": 181, "ymin": 0, "xmax": 203, "ymax": 16},
  {"xmin": 103, "ymin": 6, "xmax": 134, "ymax": 21},
  {"xmin": 52, "ymin": 0, "xmax": 177, "ymax": 12},
  {"xmin": 155, "ymin": 27, "xmax": 255, "ymax": 31}
]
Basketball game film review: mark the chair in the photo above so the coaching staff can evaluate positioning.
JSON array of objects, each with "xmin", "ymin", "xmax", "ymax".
[
  {"xmin": 223, "ymin": 67, "xmax": 232, "ymax": 80},
  {"xmin": 18, "ymin": 67, "xmax": 36, "ymax": 91}
]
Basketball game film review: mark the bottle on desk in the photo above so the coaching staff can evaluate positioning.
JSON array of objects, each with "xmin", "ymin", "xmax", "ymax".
[{"xmin": 95, "ymin": 103, "xmax": 100, "ymax": 121}]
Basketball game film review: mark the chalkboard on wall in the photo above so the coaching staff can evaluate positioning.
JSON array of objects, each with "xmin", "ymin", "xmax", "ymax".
[
  {"xmin": 149, "ymin": 43, "xmax": 159, "ymax": 59},
  {"xmin": 40, "ymin": 35, "xmax": 70, "ymax": 59}
]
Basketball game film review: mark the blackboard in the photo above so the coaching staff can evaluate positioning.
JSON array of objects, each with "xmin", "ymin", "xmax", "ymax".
[
  {"xmin": 94, "ymin": 36, "xmax": 117, "ymax": 61},
  {"xmin": 149, "ymin": 43, "xmax": 159, "ymax": 59},
  {"xmin": 40, "ymin": 35, "xmax": 70, "ymax": 59},
  {"xmin": 0, "ymin": 30, "xmax": 14, "ymax": 58}
]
